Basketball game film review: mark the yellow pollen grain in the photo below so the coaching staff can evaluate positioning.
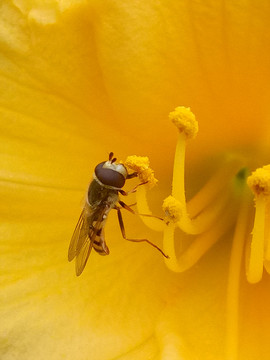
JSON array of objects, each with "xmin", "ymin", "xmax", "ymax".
[
  {"xmin": 247, "ymin": 165, "xmax": 270, "ymax": 196},
  {"xmin": 162, "ymin": 196, "xmax": 183, "ymax": 223},
  {"xmin": 169, "ymin": 106, "xmax": 198, "ymax": 139},
  {"xmin": 125, "ymin": 155, "xmax": 158, "ymax": 188}
]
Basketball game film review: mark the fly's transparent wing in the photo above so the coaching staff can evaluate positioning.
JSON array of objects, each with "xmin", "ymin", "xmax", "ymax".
[
  {"xmin": 68, "ymin": 208, "xmax": 89, "ymax": 262},
  {"xmin": 68, "ymin": 204, "xmax": 108, "ymax": 276},
  {"xmin": 75, "ymin": 236, "xmax": 93, "ymax": 276}
]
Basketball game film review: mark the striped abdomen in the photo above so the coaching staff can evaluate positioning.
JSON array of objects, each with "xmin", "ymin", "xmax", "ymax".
[
  {"xmin": 91, "ymin": 219, "xmax": 110, "ymax": 255},
  {"xmin": 87, "ymin": 179, "xmax": 119, "ymax": 256}
]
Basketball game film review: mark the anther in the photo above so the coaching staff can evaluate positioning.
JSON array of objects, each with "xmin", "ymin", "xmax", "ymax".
[
  {"xmin": 247, "ymin": 165, "xmax": 270, "ymax": 197},
  {"xmin": 169, "ymin": 106, "xmax": 198, "ymax": 139},
  {"xmin": 124, "ymin": 155, "xmax": 158, "ymax": 188},
  {"xmin": 124, "ymin": 155, "xmax": 164, "ymax": 231},
  {"xmin": 162, "ymin": 196, "xmax": 183, "ymax": 224},
  {"xmin": 246, "ymin": 165, "xmax": 270, "ymax": 283}
]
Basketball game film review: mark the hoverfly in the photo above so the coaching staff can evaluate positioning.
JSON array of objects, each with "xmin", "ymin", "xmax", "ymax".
[{"xmin": 68, "ymin": 152, "xmax": 168, "ymax": 276}]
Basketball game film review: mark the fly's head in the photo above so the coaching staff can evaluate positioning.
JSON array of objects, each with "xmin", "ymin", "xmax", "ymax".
[{"xmin": 94, "ymin": 152, "xmax": 129, "ymax": 190}]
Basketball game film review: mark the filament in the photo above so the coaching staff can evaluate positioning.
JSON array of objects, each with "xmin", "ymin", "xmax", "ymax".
[
  {"xmin": 163, "ymin": 205, "xmax": 236, "ymax": 273},
  {"xmin": 226, "ymin": 196, "xmax": 250, "ymax": 360},
  {"xmin": 136, "ymin": 185, "xmax": 165, "ymax": 231},
  {"xmin": 187, "ymin": 157, "xmax": 244, "ymax": 217},
  {"xmin": 246, "ymin": 194, "xmax": 266, "ymax": 283},
  {"xmin": 264, "ymin": 200, "xmax": 270, "ymax": 261},
  {"xmin": 172, "ymin": 132, "xmax": 186, "ymax": 203},
  {"xmin": 178, "ymin": 188, "xmax": 230, "ymax": 235}
]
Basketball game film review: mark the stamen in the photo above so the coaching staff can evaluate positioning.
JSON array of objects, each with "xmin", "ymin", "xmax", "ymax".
[
  {"xmin": 247, "ymin": 165, "xmax": 270, "ymax": 197},
  {"xmin": 264, "ymin": 259, "xmax": 270, "ymax": 275},
  {"xmin": 167, "ymin": 107, "xmax": 239, "ymax": 236},
  {"xmin": 187, "ymin": 157, "xmax": 245, "ymax": 217},
  {"xmin": 226, "ymin": 194, "xmax": 250, "ymax": 360},
  {"xmin": 171, "ymin": 132, "xmax": 187, "ymax": 204},
  {"xmin": 184, "ymin": 189, "xmax": 230, "ymax": 234},
  {"xmin": 162, "ymin": 106, "xmax": 248, "ymax": 274},
  {"xmin": 136, "ymin": 186, "xmax": 165, "ymax": 231},
  {"xmin": 165, "ymin": 166, "xmax": 243, "ymax": 236},
  {"xmin": 168, "ymin": 107, "xmax": 198, "ymax": 232},
  {"xmin": 162, "ymin": 196, "xmax": 183, "ymax": 224},
  {"xmin": 163, "ymin": 205, "xmax": 236, "ymax": 273},
  {"xmin": 246, "ymin": 166, "xmax": 270, "ymax": 283},
  {"xmin": 163, "ymin": 191, "xmax": 229, "ymax": 235},
  {"xmin": 124, "ymin": 155, "xmax": 163, "ymax": 231},
  {"xmin": 169, "ymin": 107, "xmax": 198, "ymax": 204},
  {"xmin": 169, "ymin": 106, "xmax": 198, "ymax": 140},
  {"xmin": 245, "ymin": 194, "xmax": 266, "ymax": 283},
  {"xmin": 124, "ymin": 155, "xmax": 158, "ymax": 188},
  {"xmin": 163, "ymin": 224, "xmax": 179, "ymax": 272},
  {"xmin": 264, "ymin": 205, "xmax": 270, "ymax": 273},
  {"xmin": 264, "ymin": 200, "xmax": 270, "ymax": 261}
]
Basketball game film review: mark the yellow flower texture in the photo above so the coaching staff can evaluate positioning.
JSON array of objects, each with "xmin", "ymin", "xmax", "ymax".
[{"xmin": 1, "ymin": 1, "xmax": 270, "ymax": 360}]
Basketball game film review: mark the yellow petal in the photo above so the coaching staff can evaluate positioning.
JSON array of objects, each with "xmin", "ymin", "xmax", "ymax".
[
  {"xmin": 92, "ymin": 0, "xmax": 270, "ymax": 162},
  {"xmin": 1, "ymin": 1, "xmax": 270, "ymax": 360}
]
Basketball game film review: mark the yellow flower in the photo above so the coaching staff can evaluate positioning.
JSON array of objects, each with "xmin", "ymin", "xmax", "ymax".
[{"xmin": 1, "ymin": 1, "xmax": 270, "ymax": 360}]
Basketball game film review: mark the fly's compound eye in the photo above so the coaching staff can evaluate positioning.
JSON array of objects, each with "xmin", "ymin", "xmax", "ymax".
[{"xmin": 95, "ymin": 161, "xmax": 127, "ymax": 188}]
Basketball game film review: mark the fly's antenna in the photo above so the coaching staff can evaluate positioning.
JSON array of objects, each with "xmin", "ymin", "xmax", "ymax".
[
  {"xmin": 109, "ymin": 152, "xmax": 114, "ymax": 161},
  {"xmin": 108, "ymin": 152, "xmax": 117, "ymax": 163}
]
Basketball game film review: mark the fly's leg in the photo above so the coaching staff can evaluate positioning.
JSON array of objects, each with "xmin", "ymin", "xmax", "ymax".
[
  {"xmin": 115, "ymin": 206, "xmax": 169, "ymax": 258},
  {"xmin": 123, "ymin": 202, "xmax": 137, "ymax": 208},
  {"xmin": 126, "ymin": 172, "xmax": 138, "ymax": 179},
  {"xmin": 118, "ymin": 200, "xmax": 164, "ymax": 222},
  {"xmin": 119, "ymin": 181, "xmax": 148, "ymax": 196}
]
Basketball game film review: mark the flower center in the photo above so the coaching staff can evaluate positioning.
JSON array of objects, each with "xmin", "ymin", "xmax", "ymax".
[
  {"xmin": 125, "ymin": 106, "xmax": 270, "ymax": 285},
  {"xmin": 124, "ymin": 106, "xmax": 270, "ymax": 360}
]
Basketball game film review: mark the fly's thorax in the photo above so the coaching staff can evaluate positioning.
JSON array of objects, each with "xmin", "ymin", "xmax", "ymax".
[{"xmin": 87, "ymin": 178, "xmax": 119, "ymax": 208}]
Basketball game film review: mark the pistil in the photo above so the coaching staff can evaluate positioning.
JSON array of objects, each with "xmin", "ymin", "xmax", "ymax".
[{"xmin": 226, "ymin": 189, "xmax": 251, "ymax": 360}]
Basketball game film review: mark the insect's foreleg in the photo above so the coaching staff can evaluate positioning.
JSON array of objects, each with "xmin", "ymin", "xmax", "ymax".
[
  {"xmin": 118, "ymin": 181, "xmax": 148, "ymax": 196},
  {"xmin": 118, "ymin": 200, "xmax": 165, "ymax": 222},
  {"xmin": 127, "ymin": 202, "xmax": 137, "ymax": 207},
  {"xmin": 118, "ymin": 200, "xmax": 136, "ymax": 214},
  {"xmin": 126, "ymin": 172, "xmax": 138, "ymax": 179},
  {"xmin": 116, "ymin": 207, "xmax": 169, "ymax": 258}
]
